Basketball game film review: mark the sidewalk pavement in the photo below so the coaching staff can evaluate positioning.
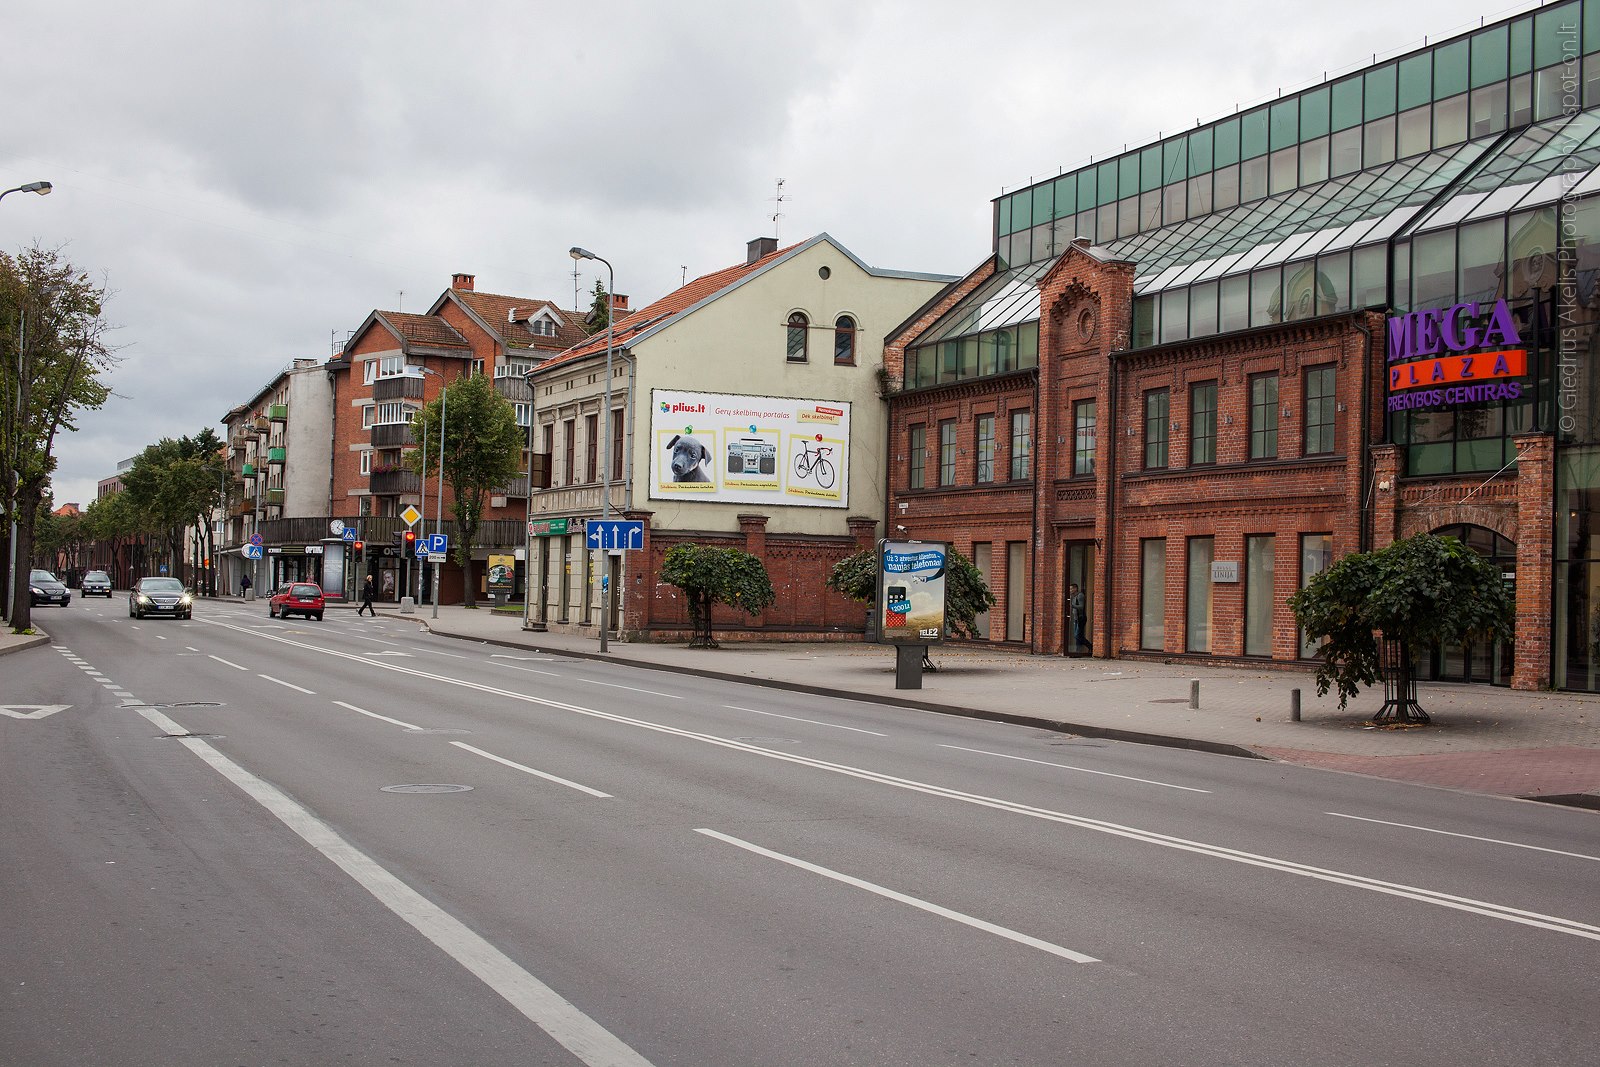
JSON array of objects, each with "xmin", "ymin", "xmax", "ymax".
[{"xmin": 375, "ymin": 602, "xmax": 1600, "ymax": 812}]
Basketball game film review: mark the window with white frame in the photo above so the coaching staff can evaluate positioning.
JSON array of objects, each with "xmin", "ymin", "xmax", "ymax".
[
  {"xmin": 359, "ymin": 450, "xmax": 373, "ymax": 476},
  {"xmin": 374, "ymin": 401, "xmax": 416, "ymax": 425},
  {"xmin": 530, "ymin": 318, "xmax": 557, "ymax": 337},
  {"xmin": 364, "ymin": 361, "xmax": 377, "ymax": 385},
  {"xmin": 495, "ymin": 359, "xmax": 535, "ymax": 379},
  {"xmin": 472, "ymin": 358, "xmax": 485, "ymax": 376},
  {"xmin": 514, "ymin": 402, "xmax": 531, "ymax": 427},
  {"xmin": 361, "ymin": 404, "xmax": 375, "ymax": 429}
]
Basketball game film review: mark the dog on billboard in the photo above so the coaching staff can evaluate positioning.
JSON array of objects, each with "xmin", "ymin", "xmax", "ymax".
[{"xmin": 666, "ymin": 433, "xmax": 713, "ymax": 483}]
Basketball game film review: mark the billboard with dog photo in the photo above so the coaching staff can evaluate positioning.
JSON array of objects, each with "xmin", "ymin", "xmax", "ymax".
[{"xmin": 650, "ymin": 388, "xmax": 850, "ymax": 507}]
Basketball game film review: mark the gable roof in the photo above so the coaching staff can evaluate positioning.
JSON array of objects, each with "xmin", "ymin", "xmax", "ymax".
[
  {"xmin": 379, "ymin": 311, "xmax": 473, "ymax": 349},
  {"xmin": 433, "ymin": 289, "xmax": 589, "ymax": 352}
]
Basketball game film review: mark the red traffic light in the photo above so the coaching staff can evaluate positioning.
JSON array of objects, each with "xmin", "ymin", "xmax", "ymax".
[
  {"xmin": 403, "ymin": 530, "xmax": 417, "ymax": 544},
  {"xmin": 353, "ymin": 540, "xmax": 364, "ymax": 552}
]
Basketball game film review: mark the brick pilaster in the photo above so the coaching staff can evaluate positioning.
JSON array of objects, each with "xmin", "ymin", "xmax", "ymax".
[{"xmin": 1511, "ymin": 434, "xmax": 1553, "ymax": 690}]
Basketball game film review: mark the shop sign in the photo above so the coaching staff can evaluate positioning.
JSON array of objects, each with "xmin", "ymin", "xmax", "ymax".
[
  {"xmin": 1386, "ymin": 299, "xmax": 1527, "ymax": 413},
  {"xmin": 1210, "ymin": 561, "xmax": 1239, "ymax": 583},
  {"xmin": 529, "ymin": 517, "xmax": 569, "ymax": 537}
]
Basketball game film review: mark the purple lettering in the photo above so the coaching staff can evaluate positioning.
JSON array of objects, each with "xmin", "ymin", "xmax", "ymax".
[{"xmin": 1459, "ymin": 355, "xmax": 1474, "ymax": 379}]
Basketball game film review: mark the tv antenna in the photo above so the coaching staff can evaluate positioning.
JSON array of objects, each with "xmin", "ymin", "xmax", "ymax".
[
  {"xmin": 681, "ymin": 265, "xmax": 689, "ymax": 286},
  {"xmin": 397, "ymin": 290, "xmax": 404, "ymax": 312},
  {"xmin": 769, "ymin": 178, "xmax": 788, "ymax": 239}
]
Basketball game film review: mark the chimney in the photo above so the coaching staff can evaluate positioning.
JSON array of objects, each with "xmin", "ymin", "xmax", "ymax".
[
  {"xmin": 451, "ymin": 272, "xmax": 475, "ymax": 291},
  {"xmin": 746, "ymin": 237, "xmax": 778, "ymax": 264},
  {"xmin": 610, "ymin": 294, "xmax": 629, "ymax": 316}
]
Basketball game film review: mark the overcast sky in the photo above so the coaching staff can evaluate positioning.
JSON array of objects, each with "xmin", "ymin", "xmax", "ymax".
[{"xmin": 4, "ymin": 0, "xmax": 1526, "ymax": 508}]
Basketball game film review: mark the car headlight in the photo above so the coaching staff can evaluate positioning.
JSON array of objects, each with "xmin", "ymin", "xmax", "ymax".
[
  {"xmin": 136, "ymin": 594, "xmax": 152, "ymax": 604},
  {"xmin": 179, "ymin": 594, "xmax": 193, "ymax": 605},
  {"xmin": 30, "ymin": 586, "xmax": 43, "ymax": 595}
]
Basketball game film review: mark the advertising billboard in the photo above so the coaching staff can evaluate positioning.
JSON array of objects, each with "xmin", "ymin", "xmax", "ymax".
[
  {"xmin": 878, "ymin": 540, "xmax": 948, "ymax": 645},
  {"xmin": 650, "ymin": 389, "xmax": 850, "ymax": 508},
  {"xmin": 1385, "ymin": 298, "xmax": 1528, "ymax": 414}
]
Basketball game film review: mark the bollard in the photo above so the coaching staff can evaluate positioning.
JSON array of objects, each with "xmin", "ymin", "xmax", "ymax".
[
  {"xmin": 1290, "ymin": 688, "xmax": 1301, "ymax": 722},
  {"xmin": 1189, "ymin": 679, "xmax": 1200, "ymax": 710},
  {"xmin": 400, "ymin": 595, "xmax": 415, "ymax": 615}
]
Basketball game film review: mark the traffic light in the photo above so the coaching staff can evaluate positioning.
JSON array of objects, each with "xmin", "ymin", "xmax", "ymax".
[
  {"xmin": 352, "ymin": 539, "xmax": 364, "ymax": 561},
  {"xmin": 403, "ymin": 530, "xmax": 417, "ymax": 550}
]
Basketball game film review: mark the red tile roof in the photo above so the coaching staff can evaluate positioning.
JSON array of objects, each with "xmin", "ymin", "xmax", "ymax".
[
  {"xmin": 379, "ymin": 312, "xmax": 471, "ymax": 349},
  {"xmin": 537, "ymin": 241, "xmax": 803, "ymax": 373},
  {"xmin": 452, "ymin": 290, "xmax": 588, "ymax": 352}
]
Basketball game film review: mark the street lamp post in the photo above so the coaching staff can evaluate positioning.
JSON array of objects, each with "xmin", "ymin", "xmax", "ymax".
[
  {"xmin": 521, "ymin": 369, "xmax": 545, "ymax": 632},
  {"xmin": 410, "ymin": 365, "xmax": 448, "ymax": 617},
  {"xmin": 569, "ymin": 246, "xmax": 615, "ymax": 653},
  {"xmin": 1, "ymin": 180, "xmax": 50, "ymax": 623}
]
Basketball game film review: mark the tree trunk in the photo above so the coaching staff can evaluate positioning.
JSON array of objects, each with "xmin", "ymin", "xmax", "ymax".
[
  {"xmin": 7, "ymin": 486, "xmax": 40, "ymax": 633},
  {"xmin": 1373, "ymin": 636, "xmax": 1429, "ymax": 724}
]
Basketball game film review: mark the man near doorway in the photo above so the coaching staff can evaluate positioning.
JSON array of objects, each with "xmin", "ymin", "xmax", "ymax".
[{"xmin": 1069, "ymin": 582, "xmax": 1090, "ymax": 654}]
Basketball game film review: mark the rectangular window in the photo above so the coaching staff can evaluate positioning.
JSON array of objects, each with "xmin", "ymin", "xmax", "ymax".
[
  {"xmin": 541, "ymin": 423, "xmax": 553, "ymax": 466},
  {"xmin": 364, "ymin": 360, "xmax": 377, "ymax": 385},
  {"xmin": 1010, "ymin": 410, "xmax": 1032, "ymax": 481},
  {"xmin": 563, "ymin": 418, "xmax": 576, "ymax": 484},
  {"xmin": 610, "ymin": 409, "xmax": 624, "ymax": 482},
  {"xmin": 1141, "ymin": 538, "xmax": 1167, "ymax": 651},
  {"xmin": 1190, "ymin": 381, "xmax": 1217, "ymax": 465},
  {"xmin": 1304, "ymin": 365, "xmax": 1336, "ymax": 455},
  {"xmin": 1144, "ymin": 389, "xmax": 1170, "ymax": 469},
  {"xmin": 585, "ymin": 413, "xmax": 598, "ymax": 483},
  {"xmin": 1073, "ymin": 400, "xmax": 1097, "ymax": 476},
  {"xmin": 472, "ymin": 358, "xmax": 485, "ymax": 377},
  {"xmin": 975, "ymin": 415, "xmax": 995, "ymax": 484},
  {"xmin": 1245, "ymin": 534, "xmax": 1276, "ymax": 656},
  {"xmin": 514, "ymin": 402, "xmax": 531, "ymax": 428},
  {"xmin": 908, "ymin": 424, "xmax": 926, "ymax": 489},
  {"xmin": 1006, "ymin": 541, "xmax": 1027, "ymax": 642},
  {"xmin": 361, "ymin": 405, "xmax": 375, "ymax": 429},
  {"xmin": 1187, "ymin": 536, "xmax": 1214, "ymax": 653},
  {"xmin": 939, "ymin": 420, "xmax": 957, "ymax": 486},
  {"xmin": 359, "ymin": 450, "xmax": 373, "ymax": 476},
  {"xmin": 1299, "ymin": 534, "xmax": 1334, "ymax": 658},
  {"xmin": 1250, "ymin": 374, "xmax": 1279, "ymax": 459}
]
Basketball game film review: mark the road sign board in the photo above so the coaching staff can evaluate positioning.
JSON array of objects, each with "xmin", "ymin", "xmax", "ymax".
[
  {"xmin": 415, "ymin": 541, "xmax": 429, "ymax": 559},
  {"xmin": 242, "ymin": 544, "xmax": 263, "ymax": 560},
  {"xmin": 401, "ymin": 505, "xmax": 423, "ymax": 527},
  {"xmin": 425, "ymin": 533, "xmax": 449, "ymax": 554},
  {"xmin": 586, "ymin": 519, "xmax": 645, "ymax": 551},
  {"xmin": 427, "ymin": 551, "xmax": 447, "ymax": 564},
  {"xmin": 249, "ymin": 533, "xmax": 263, "ymax": 546},
  {"xmin": 341, "ymin": 528, "xmax": 357, "ymax": 542}
]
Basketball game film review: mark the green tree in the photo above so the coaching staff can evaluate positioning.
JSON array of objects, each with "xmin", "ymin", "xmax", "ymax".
[
  {"xmin": 660, "ymin": 543, "xmax": 775, "ymax": 648},
  {"xmin": 0, "ymin": 246, "xmax": 116, "ymax": 631},
  {"xmin": 1288, "ymin": 533, "xmax": 1515, "ymax": 723},
  {"xmin": 120, "ymin": 430, "xmax": 229, "ymax": 588},
  {"xmin": 407, "ymin": 372, "xmax": 523, "ymax": 608},
  {"xmin": 83, "ymin": 489, "xmax": 149, "ymax": 587},
  {"xmin": 585, "ymin": 279, "xmax": 612, "ymax": 336},
  {"xmin": 827, "ymin": 545, "xmax": 996, "ymax": 639}
]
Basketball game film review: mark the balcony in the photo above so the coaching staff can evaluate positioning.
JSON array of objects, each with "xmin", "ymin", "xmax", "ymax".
[
  {"xmin": 371, "ymin": 423, "xmax": 414, "ymax": 449},
  {"xmin": 269, "ymin": 403, "xmax": 288, "ymax": 421},
  {"xmin": 268, "ymin": 447, "xmax": 286, "ymax": 465},
  {"xmin": 265, "ymin": 488, "xmax": 285, "ymax": 507},
  {"xmin": 374, "ymin": 374, "xmax": 424, "ymax": 402},
  {"xmin": 370, "ymin": 469, "xmax": 421, "ymax": 496},
  {"xmin": 252, "ymin": 416, "xmax": 270, "ymax": 433},
  {"xmin": 494, "ymin": 376, "xmax": 533, "ymax": 402},
  {"xmin": 242, "ymin": 462, "xmax": 255, "ymax": 476},
  {"xmin": 230, "ymin": 431, "xmax": 251, "ymax": 451}
]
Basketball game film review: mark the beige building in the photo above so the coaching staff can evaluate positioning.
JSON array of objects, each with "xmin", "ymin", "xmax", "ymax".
[{"xmin": 526, "ymin": 234, "xmax": 955, "ymax": 639}]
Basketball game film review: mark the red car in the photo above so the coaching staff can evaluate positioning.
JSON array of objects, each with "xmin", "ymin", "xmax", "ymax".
[{"xmin": 269, "ymin": 582, "xmax": 325, "ymax": 621}]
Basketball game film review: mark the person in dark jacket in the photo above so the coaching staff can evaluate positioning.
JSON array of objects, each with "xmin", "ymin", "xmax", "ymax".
[
  {"xmin": 357, "ymin": 573, "xmax": 376, "ymax": 617},
  {"xmin": 240, "ymin": 573, "xmax": 252, "ymax": 598}
]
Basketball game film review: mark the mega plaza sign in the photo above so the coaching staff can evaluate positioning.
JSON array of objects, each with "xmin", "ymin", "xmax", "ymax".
[{"xmin": 1385, "ymin": 299, "xmax": 1528, "ymax": 412}]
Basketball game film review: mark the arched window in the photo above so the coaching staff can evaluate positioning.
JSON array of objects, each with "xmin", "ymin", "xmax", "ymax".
[
  {"xmin": 786, "ymin": 312, "xmax": 809, "ymax": 362},
  {"xmin": 833, "ymin": 315, "xmax": 856, "ymax": 364}
]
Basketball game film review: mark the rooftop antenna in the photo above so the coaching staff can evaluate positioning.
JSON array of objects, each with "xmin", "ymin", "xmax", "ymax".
[
  {"xmin": 573, "ymin": 259, "xmax": 581, "ymax": 312},
  {"xmin": 681, "ymin": 265, "xmax": 688, "ymax": 286},
  {"xmin": 769, "ymin": 177, "xmax": 788, "ymax": 240},
  {"xmin": 397, "ymin": 290, "xmax": 404, "ymax": 312}
]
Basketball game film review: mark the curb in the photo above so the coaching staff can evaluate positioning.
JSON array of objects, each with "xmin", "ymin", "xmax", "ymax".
[
  {"xmin": 0, "ymin": 630, "xmax": 51, "ymax": 658},
  {"xmin": 414, "ymin": 620, "xmax": 1268, "ymax": 763}
]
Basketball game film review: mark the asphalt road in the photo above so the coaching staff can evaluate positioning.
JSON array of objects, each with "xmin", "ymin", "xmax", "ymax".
[{"xmin": 4, "ymin": 598, "xmax": 1598, "ymax": 1066}]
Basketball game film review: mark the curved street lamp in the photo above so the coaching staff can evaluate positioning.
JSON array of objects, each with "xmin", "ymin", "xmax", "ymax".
[
  {"xmin": 569, "ymin": 245, "xmax": 616, "ymax": 653},
  {"xmin": 1, "ymin": 179, "xmax": 51, "ymax": 622},
  {"xmin": 0, "ymin": 181, "xmax": 52, "ymax": 203}
]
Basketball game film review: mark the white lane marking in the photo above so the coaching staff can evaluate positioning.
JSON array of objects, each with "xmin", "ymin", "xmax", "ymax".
[
  {"xmin": 724, "ymin": 705, "xmax": 886, "ymax": 736},
  {"xmin": 209, "ymin": 655, "xmax": 249, "ymax": 671},
  {"xmin": 1328, "ymin": 812, "xmax": 1600, "ymax": 863},
  {"xmin": 696, "ymin": 828, "xmax": 1097, "ymax": 963},
  {"xmin": 488, "ymin": 662, "xmax": 561, "ymax": 678},
  {"xmin": 185, "ymin": 646, "xmax": 200, "ymax": 652},
  {"xmin": 450, "ymin": 742, "xmax": 612, "ymax": 798},
  {"xmin": 155, "ymin": 635, "xmax": 167, "ymax": 641},
  {"xmin": 578, "ymin": 678, "xmax": 681, "ymax": 699},
  {"xmin": 260, "ymin": 674, "xmax": 316, "ymax": 695},
  {"xmin": 409, "ymin": 646, "xmax": 467, "ymax": 659},
  {"xmin": 939, "ymin": 745, "xmax": 1211, "ymax": 794},
  {"xmin": 197, "ymin": 618, "xmax": 1600, "ymax": 943},
  {"xmin": 331, "ymin": 700, "xmax": 422, "ymax": 731},
  {"xmin": 120, "ymin": 704, "xmax": 652, "ymax": 1067}
]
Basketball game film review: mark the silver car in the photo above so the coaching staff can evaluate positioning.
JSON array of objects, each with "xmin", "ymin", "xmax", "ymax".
[{"xmin": 80, "ymin": 570, "xmax": 113, "ymax": 597}]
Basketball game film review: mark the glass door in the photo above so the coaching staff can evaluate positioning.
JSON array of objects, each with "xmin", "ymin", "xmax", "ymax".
[{"xmin": 1066, "ymin": 542, "xmax": 1096, "ymax": 655}]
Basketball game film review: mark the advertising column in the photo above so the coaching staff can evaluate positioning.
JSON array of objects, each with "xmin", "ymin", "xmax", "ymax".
[{"xmin": 878, "ymin": 539, "xmax": 949, "ymax": 689}]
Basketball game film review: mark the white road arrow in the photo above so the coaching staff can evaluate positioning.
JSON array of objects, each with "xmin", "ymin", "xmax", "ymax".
[{"xmin": 0, "ymin": 704, "xmax": 71, "ymax": 719}]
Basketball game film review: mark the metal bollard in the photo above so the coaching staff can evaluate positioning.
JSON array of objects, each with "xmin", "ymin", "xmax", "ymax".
[
  {"xmin": 1290, "ymin": 688, "xmax": 1301, "ymax": 722},
  {"xmin": 1189, "ymin": 679, "xmax": 1200, "ymax": 709}
]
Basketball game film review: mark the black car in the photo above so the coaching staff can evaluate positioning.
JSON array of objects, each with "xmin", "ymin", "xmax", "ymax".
[
  {"xmin": 80, "ymin": 570, "xmax": 113, "ymax": 597},
  {"xmin": 29, "ymin": 569, "xmax": 70, "ymax": 607},
  {"xmin": 129, "ymin": 577, "xmax": 193, "ymax": 620}
]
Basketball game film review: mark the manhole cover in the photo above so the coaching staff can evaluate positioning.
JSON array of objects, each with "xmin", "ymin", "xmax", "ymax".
[
  {"xmin": 160, "ymin": 732, "xmax": 223, "ymax": 740},
  {"xmin": 381, "ymin": 784, "xmax": 474, "ymax": 794},
  {"xmin": 168, "ymin": 701, "xmax": 224, "ymax": 708},
  {"xmin": 404, "ymin": 728, "xmax": 473, "ymax": 735},
  {"xmin": 733, "ymin": 736, "xmax": 801, "ymax": 745}
]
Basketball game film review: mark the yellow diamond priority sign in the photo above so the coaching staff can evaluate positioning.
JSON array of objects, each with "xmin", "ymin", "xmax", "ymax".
[{"xmin": 401, "ymin": 505, "xmax": 422, "ymax": 527}]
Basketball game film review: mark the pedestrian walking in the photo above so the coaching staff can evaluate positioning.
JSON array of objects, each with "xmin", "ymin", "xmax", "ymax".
[
  {"xmin": 240, "ymin": 573, "xmax": 252, "ymax": 599},
  {"xmin": 357, "ymin": 573, "xmax": 376, "ymax": 617}
]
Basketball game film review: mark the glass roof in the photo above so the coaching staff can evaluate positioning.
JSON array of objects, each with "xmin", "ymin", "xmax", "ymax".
[{"xmin": 917, "ymin": 113, "xmax": 1600, "ymax": 347}]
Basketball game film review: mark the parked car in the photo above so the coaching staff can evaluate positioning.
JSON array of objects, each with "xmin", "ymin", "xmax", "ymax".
[
  {"xmin": 269, "ymin": 582, "xmax": 325, "ymax": 621},
  {"xmin": 80, "ymin": 570, "xmax": 113, "ymax": 597},
  {"xmin": 129, "ymin": 577, "xmax": 192, "ymax": 620},
  {"xmin": 29, "ymin": 569, "xmax": 70, "ymax": 607}
]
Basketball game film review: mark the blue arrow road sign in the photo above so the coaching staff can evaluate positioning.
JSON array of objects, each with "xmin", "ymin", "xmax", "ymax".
[
  {"xmin": 586, "ymin": 519, "xmax": 644, "ymax": 551},
  {"xmin": 425, "ymin": 533, "xmax": 449, "ymax": 554}
]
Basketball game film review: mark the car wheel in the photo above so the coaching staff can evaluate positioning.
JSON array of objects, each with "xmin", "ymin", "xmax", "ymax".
[
  {"xmin": 183, "ymin": 611, "xmax": 192, "ymax": 620},
  {"xmin": 269, "ymin": 604, "xmax": 277, "ymax": 617},
  {"xmin": 314, "ymin": 612, "xmax": 323, "ymax": 621}
]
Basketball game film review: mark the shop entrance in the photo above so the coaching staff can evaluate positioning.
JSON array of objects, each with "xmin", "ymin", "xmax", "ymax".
[
  {"xmin": 1421, "ymin": 523, "xmax": 1515, "ymax": 685},
  {"xmin": 1064, "ymin": 541, "xmax": 1096, "ymax": 656}
]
